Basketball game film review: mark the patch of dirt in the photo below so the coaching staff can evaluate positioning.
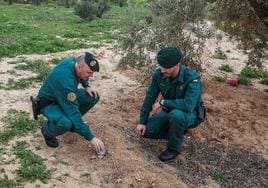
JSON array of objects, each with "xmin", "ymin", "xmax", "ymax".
[{"xmin": 0, "ymin": 44, "xmax": 268, "ymax": 187}]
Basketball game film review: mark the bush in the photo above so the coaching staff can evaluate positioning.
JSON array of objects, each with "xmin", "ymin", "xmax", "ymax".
[
  {"xmin": 118, "ymin": 0, "xmax": 207, "ymax": 83},
  {"xmin": 212, "ymin": 76, "xmax": 226, "ymax": 82},
  {"xmin": 260, "ymin": 77, "xmax": 268, "ymax": 85},
  {"xmin": 74, "ymin": 0, "xmax": 110, "ymax": 21},
  {"xmin": 74, "ymin": 0, "xmax": 97, "ymax": 21},
  {"xmin": 238, "ymin": 76, "xmax": 251, "ymax": 85},
  {"xmin": 219, "ymin": 64, "xmax": 233, "ymax": 72},
  {"xmin": 240, "ymin": 66, "xmax": 268, "ymax": 79}
]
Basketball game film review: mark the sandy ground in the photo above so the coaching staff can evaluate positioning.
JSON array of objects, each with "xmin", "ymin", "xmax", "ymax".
[{"xmin": 0, "ymin": 38, "xmax": 267, "ymax": 188}]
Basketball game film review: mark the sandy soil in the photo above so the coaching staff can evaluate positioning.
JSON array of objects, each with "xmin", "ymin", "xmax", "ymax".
[{"xmin": 0, "ymin": 40, "xmax": 267, "ymax": 187}]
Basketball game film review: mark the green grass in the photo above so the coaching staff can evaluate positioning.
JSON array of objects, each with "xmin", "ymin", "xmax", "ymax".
[
  {"xmin": 260, "ymin": 77, "xmax": 268, "ymax": 85},
  {"xmin": 212, "ymin": 170, "xmax": 231, "ymax": 183},
  {"xmin": 212, "ymin": 76, "xmax": 226, "ymax": 82},
  {"xmin": 219, "ymin": 64, "xmax": 233, "ymax": 72},
  {"xmin": 0, "ymin": 109, "xmax": 45, "ymax": 143},
  {"xmin": 240, "ymin": 66, "xmax": 268, "ymax": 79},
  {"xmin": 238, "ymin": 76, "xmax": 252, "ymax": 86},
  {"xmin": 13, "ymin": 141, "xmax": 51, "ymax": 183},
  {"xmin": 0, "ymin": 175, "xmax": 17, "ymax": 188},
  {"xmin": 0, "ymin": 4, "xmax": 150, "ymax": 58},
  {"xmin": 51, "ymin": 57, "xmax": 64, "ymax": 65},
  {"xmin": 0, "ymin": 60, "xmax": 51, "ymax": 90}
]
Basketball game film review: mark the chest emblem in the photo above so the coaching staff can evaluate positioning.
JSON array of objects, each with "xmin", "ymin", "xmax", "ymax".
[{"xmin": 67, "ymin": 92, "xmax": 76, "ymax": 102}]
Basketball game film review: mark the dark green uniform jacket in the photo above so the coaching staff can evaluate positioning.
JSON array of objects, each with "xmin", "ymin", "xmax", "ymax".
[
  {"xmin": 139, "ymin": 65, "xmax": 202, "ymax": 125},
  {"xmin": 38, "ymin": 57, "xmax": 94, "ymax": 140}
]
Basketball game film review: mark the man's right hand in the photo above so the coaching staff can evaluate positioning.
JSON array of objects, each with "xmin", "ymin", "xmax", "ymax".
[
  {"xmin": 89, "ymin": 137, "xmax": 105, "ymax": 153},
  {"xmin": 136, "ymin": 124, "xmax": 146, "ymax": 136}
]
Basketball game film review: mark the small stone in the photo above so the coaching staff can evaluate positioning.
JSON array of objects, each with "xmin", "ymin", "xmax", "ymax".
[{"xmin": 116, "ymin": 178, "xmax": 122, "ymax": 183}]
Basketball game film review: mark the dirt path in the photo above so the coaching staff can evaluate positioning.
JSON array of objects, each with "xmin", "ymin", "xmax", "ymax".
[{"xmin": 0, "ymin": 45, "xmax": 267, "ymax": 187}]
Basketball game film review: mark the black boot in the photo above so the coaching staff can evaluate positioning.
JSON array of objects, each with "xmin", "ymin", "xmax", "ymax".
[
  {"xmin": 41, "ymin": 127, "xmax": 59, "ymax": 148},
  {"xmin": 159, "ymin": 148, "xmax": 180, "ymax": 161}
]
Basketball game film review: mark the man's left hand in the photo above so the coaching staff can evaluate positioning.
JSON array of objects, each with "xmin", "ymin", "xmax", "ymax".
[{"xmin": 86, "ymin": 86, "xmax": 99, "ymax": 98}]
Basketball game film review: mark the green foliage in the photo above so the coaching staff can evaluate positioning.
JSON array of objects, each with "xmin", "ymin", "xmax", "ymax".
[
  {"xmin": 238, "ymin": 76, "xmax": 251, "ymax": 86},
  {"xmin": 0, "ymin": 109, "xmax": 45, "ymax": 143},
  {"xmin": 212, "ymin": 75, "xmax": 226, "ymax": 82},
  {"xmin": 118, "ymin": 0, "xmax": 207, "ymax": 83},
  {"xmin": 74, "ymin": 0, "xmax": 98, "ymax": 21},
  {"xmin": 260, "ymin": 77, "xmax": 268, "ymax": 85},
  {"xmin": 14, "ymin": 60, "xmax": 51, "ymax": 81},
  {"xmin": 74, "ymin": 0, "xmax": 110, "ymax": 21},
  {"xmin": 212, "ymin": 170, "xmax": 231, "ymax": 183},
  {"xmin": 214, "ymin": 47, "xmax": 227, "ymax": 59},
  {"xmin": 13, "ymin": 141, "xmax": 51, "ymax": 183},
  {"xmin": 210, "ymin": 1, "xmax": 267, "ymax": 67},
  {"xmin": 0, "ymin": 175, "xmax": 17, "ymax": 188},
  {"xmin": 51, "ymin": 57, "xmax": 64, "ymax": 64},
  {"xmin": 240, "ymin": 66, "xmax": 268, "ymax": 79},
  {"xmin": 219, "ymin": 64, "xmax": 233, "ymax": 72},
  {"xmin": 5, "ymin": 77, "xmax": 37, "ymax": 90},
  {"xmin": 1, "ymin": 60, "xmax": 51, "ymax": 90},
  {"xmin": 0, "ymin": 4, "xmax": 138, "ymax": 58}
]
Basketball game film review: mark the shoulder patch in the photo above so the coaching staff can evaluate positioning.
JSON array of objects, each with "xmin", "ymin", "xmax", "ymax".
[
  {"xmin": 192, "ymin": 79, "xmax": 198, "ymax": 83},
  {"xmin": 67, "ymin": 92, "xmax": 76, "ymax": 102}
]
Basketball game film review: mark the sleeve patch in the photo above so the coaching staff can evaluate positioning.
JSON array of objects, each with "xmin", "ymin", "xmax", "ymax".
[{"xmin": 67, "ymin": 92, "xmax": 76, "ymax": 102}]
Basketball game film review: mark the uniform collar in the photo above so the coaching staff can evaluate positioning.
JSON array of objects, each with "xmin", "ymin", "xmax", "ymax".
[
  {"xmin": 177, "ymin": 64, "xmax": 186, "ymax": 83},
  {"xmin": 71, "ymin": 58, "xmax": 80, "ymax": 81},
  {"xmin": 170, "ymin": 64, "xmax": 185, "ymax": 84}
]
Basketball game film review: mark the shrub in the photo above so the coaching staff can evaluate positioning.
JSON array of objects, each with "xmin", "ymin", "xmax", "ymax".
[
  {"xmin": 74, "ymin": 0, "xmax": 97, "ymax": 21},
  {"xmin": 238, "ymin": 76, "xmax": 251, "ymax": 85},
  {"xmin": 240, "ymin": 66, "xmax": 268, "ymax": 79},
  {"xmin": 118, "ymin": 0, "xmax": 207, "ymax": 83},
  {"xmin": 212, "ymin": 76, "xmax": 226, "ymax": 82},
  {"xmin": 74, "ymin": 0, "xmax": 110, "ymax": 21},
  {"xmin": 260, "ymin": 77, "xmax": 268, "ymax": 85},
  {"xmin": 219, "ymin": 64, "xmax": 233, "ymax": 72}
]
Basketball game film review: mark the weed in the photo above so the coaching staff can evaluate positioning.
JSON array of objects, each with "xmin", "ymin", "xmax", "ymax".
[
  {"xmin": 0, "ymin": 109, "xmax": 45, "ymax": 143},
  {"xmin": 1, "ymin": 60, "xmax": 51, "ymax": 90},
  {"xmin": 51, "ymin": 58, "xmax": 63, "ymax": 65},
  {"xmin": 6, "ymin": 70, "xmax": 16, "ymax": 74},
  {"xmin": 240, "ymin": 66, "xmax": 268, "ymax": 79},
  {"xmin": 5, "ymin": 77, "xmax": 36, "ymax": 90},
  {"xmin": 13, "ymin": 141, "xmax": 51, "ymax": 183},
  {"xmin": 212, "ymin": 76, "xmax": 226, "ymax": 82},
  {"xmin": 238, "ymin": 76, "xmax": 251, "ymax": 86},
  {"xmin": 214, "ymin": 47, "xmax": 227, "ymax": 59},
  {"xmin": 219, "ymin": 64, "xmax": 233, "ymax": 72},
  {"xmin": 0, "ymin": 175, "xmax": 17, "ymax": 188},
  {"xmin": 259, "ymin": 77, "xmax": 268, "ymax": 85},
  {"xmin": 212, "ymin": 170, "xmax": 231, "ymax": 183},
  {"xmin": 14, "ymin": 60, "xmax": 51, "ymax": 81}
]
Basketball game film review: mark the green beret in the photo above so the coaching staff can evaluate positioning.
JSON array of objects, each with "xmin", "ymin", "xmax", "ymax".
[
  {"xmin": 157, "ymin": 47, "xmax": 183, "ymax": 68},
  {"xmin": 84, "ymin": 52, "xmax": 99, "ymax": 72}
]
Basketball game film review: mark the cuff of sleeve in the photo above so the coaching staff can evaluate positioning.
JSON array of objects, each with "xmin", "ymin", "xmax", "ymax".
[
  {"xmin": 85, "ymin": 133, "xmax": 94, "ymax": 141},
  {"xmin": 163, "ymin": 100, "xmax": 170, "ymax": 109}
]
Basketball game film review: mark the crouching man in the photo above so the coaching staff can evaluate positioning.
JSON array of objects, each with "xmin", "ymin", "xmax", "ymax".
[
  {"xmin": 136, "ymin": 47, "xmax": 203, "ymax": 161},
  {"xmin": 31, "ymin": 52, "xmax": 105, "ymax": 153}
]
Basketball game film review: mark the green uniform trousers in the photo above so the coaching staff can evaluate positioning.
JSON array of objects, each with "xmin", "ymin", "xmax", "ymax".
[
  {"xmin": 41, "ymin": 89, "xmax": 99, "ymax": 138},
  {"xmin": 144, "ymin": 109, "xmax": 197, "ymax": 151}
]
